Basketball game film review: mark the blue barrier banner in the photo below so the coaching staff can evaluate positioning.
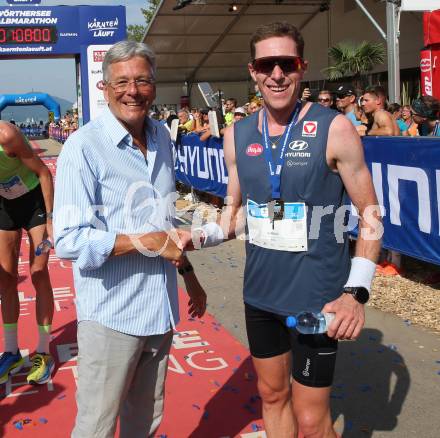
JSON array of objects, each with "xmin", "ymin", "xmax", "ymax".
[
  {"xmin": 175, "ymin": 134, "xmax": 228, "ymax": 198},
  {"xmin": 363, "ymin": 136, "xmax": 440, "ymax": 265},
  {"xmin": 176, "ymin": 135, "xmax": 440, "ymax": 265}
]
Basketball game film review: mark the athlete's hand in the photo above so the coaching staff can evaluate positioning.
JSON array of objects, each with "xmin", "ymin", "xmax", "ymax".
[
  {"xmin": 321, "ymin": 294, "xmax": 365, "ymax": 340},
  {"xmin": 177, "ymin": 228, "xmax": 203, "ymax": 251}
]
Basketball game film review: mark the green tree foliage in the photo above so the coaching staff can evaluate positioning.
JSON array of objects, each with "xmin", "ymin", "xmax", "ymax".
[
  {"xmin": 322, "ymin": 40, "xmax": 386, "ymax": 84},
  {"xmin": 127, "ymin": 24, "xmax": 147, "ymax": 42},
  {"xmin": 126, "ymin": 0, "xmax": 162, "ymax": 41}
]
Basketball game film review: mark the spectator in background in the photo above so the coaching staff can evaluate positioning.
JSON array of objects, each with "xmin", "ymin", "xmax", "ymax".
[
  {"xmin": 224, "ymin": 98, "xmax": 237, "ymax": 126},
  {"xmin": 335, "ymin": 85, "xmax": 361, "ymax": 127},
  {"xmin": 194, "ymin": 108, "xmax": 210, "ymax": 133},
  {"xmin": 358, "ymin": 86, "xmax": 399, "ymax": 136},
  {"xmin": 177, "ymin": 109, "xmax": 194, "ymax": 133},
  {"xmin": 389, "ymin": 103, "xmax": 409, "ymax": 136},
  {"xmin": 317, "ymin": 89, "xmax": 334, "ymax": 108},
  {"xmin": 233, "ymin": 107, "xmax": 247, "ymax": 123},
  {"xmin": 248, "ymin": 99, "xmax": 262, "ymax": 114},
  {"xmin": 411, "ymin": 96, "xmax": 440, "ymax": 137},
  {"xmin": 401, "ymin": 105, "xmax": 418, "ymax": 136}
]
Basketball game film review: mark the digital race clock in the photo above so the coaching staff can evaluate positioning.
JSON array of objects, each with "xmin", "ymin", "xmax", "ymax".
[{"xmin": 0, "ymin": 26, "xmax": 57, "ymax": 44}]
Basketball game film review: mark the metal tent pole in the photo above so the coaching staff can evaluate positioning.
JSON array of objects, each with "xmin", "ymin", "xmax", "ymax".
[{"xmin": 387, "ymin": 1, "xmax": 401, "ymax": 103}]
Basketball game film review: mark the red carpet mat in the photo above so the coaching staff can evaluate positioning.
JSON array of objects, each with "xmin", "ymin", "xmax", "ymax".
[{"xmin": 0, "ymin": 155, "xmax": 267, "ymax": 438}]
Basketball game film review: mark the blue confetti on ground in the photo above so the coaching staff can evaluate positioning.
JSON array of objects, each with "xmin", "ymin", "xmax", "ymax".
[
  {"xmin": 192, "ymin": 404, "xmax": 201, "ymax": 410},
  {"xmin": 202, "ymin": 411, "xmax": 209, "ymax": 420},
  {"xmin": 187, "ymin": 371, "xmax": 193, "ymax": 377},
  {"xmin": 14, "ymin": 421, "xmax": 23, "ymax": 430},
  {"xmin": 251, "ymin": 423, "xmax": 261, "ymax": 431},
  {"xmin": 235, "ymin": 355, "xmax": 241, "ymax": 361},
  {"xmin": 57, "ymin": 394, "xmax": 66, "ymax": 400},
  {"xmin": 39, "ymin": 418, "xmax": 48, "ymax": 424}
]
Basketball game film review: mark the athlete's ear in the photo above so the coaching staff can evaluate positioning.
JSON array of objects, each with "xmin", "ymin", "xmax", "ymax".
[{"xmin": 248, "ymin": 62, "xmax": 257, "ymax": 82}]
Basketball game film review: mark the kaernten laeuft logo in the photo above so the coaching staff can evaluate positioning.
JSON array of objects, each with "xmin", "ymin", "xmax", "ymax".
[{"xmin": 88, "ymin": 17, "xmax": 119, "ymax": 38}]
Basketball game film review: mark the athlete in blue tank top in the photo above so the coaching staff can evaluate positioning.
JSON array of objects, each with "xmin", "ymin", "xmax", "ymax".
[{"xmin": 181, "ymin": 22, "xmax": 382, "ymax": 438}]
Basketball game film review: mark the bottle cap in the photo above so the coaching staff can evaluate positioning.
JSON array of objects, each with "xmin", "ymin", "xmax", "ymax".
[{"xmin": 286, "ymin": 316, "xmax": 297, "ymax": 328}]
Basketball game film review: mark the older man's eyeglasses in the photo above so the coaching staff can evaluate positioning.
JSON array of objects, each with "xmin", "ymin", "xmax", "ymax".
[
  {"xmin": 252, "ymin": 56, "xmax": 305, "ymax": 75},
  {"xmin": 106, "ymin": 78, "xmax": 155, "ymax": 93}
]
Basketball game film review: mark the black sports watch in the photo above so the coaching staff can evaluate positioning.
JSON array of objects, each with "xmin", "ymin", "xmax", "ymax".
[
  {"xmin": 178, "ymin": 263, "xmax": 194, "ymax": 276},
  {"xmin": 343, "ymin": 286, "xmax": 370, "ymax": 304}
]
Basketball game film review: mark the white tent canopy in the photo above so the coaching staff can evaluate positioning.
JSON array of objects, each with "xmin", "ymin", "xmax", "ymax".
[
  {"xmin": 144, "ymin": 0, "xmax": 336, "ymax": 84},
  {"xmin": 143, "ymin": 0, "xmax": 424, "ymax": 104}
]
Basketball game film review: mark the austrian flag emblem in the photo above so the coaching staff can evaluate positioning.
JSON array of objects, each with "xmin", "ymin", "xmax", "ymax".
[{"xmin": 302, "ymin": 121, "xmax": 318, "ymax": 137}]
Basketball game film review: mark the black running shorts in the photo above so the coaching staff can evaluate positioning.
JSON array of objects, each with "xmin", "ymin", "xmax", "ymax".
[
  {"xmin": 245, "ymin": 302, "xmax": 338, "ymax": 388},
  {"xmin": 0, "ymin": 184, "xmax": 47, "ymax": 231}
]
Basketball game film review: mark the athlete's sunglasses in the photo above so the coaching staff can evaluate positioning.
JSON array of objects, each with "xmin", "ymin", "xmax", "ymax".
[{"xmin": 252, "ymin": 56, "xmax": 305, "ymax": 75}]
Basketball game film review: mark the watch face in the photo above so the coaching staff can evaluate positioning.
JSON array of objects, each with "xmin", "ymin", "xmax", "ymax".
[
  {"xmin": 345, "ymin": 287, "xmax": 369, "ymax": 304},
  {"xmin": 354, "ymin": 287, "xmax": 369, "ymax": 304}
]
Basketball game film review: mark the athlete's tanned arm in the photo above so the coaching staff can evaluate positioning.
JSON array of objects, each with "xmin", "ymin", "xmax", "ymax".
[
  {"xmin": 368, "ymin": 110, "xmax": 399, "ymax": 136},
  {"xmin": 323, "ymin": 114, "xmax": 381, "ymax": 339},
  {"xmin": 0, "ymin": 122, "xmax": 54, "ymax": 240}
]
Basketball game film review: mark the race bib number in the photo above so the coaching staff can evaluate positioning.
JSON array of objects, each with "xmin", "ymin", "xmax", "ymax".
[
  {"xmin": 247, "ymin": 199, "xmax": 308, "ymax": 252},
  {"xmin": 0, "ymin": 175, "xmax": 30, "ymax": 200}
]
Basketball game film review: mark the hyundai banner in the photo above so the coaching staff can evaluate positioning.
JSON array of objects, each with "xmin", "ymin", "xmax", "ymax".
[{"xmin": 175, "ymin": 135, "xmax": 440, "ymax": 265}]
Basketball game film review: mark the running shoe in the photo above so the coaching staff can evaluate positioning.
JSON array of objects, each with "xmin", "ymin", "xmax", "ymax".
[
  {"xmin": 27, "ymin": 353, "xmax": 55, "ymax": 385},
  {"xmin": 0, "ymin": 351, "xmax": 24, "ymax": 384}
]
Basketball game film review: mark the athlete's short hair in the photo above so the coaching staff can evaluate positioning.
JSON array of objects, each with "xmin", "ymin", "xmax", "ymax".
[
  {"xmin": 250, "ymin": 21, "xmax": 304, "ymax": 60},
  {"xmin": 364, "ymin": 85, "xmax": 387, "ymax": 100},
  {"xmin": 103, "ymin": 40, "xmax": 156, "ymax": 82}
]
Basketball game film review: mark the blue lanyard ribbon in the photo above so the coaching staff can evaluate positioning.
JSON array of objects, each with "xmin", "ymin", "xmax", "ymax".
[{"xmin": 262, "ymin": 101, "xmax": 302, "ymax": 199}]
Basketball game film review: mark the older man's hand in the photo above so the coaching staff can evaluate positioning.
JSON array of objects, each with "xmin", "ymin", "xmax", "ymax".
[{"xmin": 137, "ymin": 231, "xmax": 183, "ymax": 262}]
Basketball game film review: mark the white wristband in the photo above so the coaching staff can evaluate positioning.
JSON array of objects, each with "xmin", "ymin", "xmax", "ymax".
[
  {"xmin": 195, "ymin": 222, "xmax": 224, "ymax": 248},
  {"xmin": 344, "ymin": 257, "xmax": 377, "ymax": 292}
]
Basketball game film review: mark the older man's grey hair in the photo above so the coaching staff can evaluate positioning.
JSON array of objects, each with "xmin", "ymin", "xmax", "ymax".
[{"xmin": 102, "ymin": 40, "xmax": 156, "ymax": 82}]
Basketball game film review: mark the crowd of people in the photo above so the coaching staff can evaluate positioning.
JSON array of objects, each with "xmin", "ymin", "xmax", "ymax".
[
  {"xmin": 48, "ymin": 111, "xmax": 79, "ymax": 143},
  {"xmin": 302, "ymin": 84, "xmax": 440, "ymax": 138},
  {"xmin": 147, "ymin": 84, "xmax": 439, "ymax": 144}
]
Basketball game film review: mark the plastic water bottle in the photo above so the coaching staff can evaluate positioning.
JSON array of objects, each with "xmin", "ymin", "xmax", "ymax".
[
  {"xmin": 35, "ymin": 239, "xmax": 53, "ymax": 256},
  {"xmin": 286, "ymin": 311, "xmax": 335, "ymax": 335}
]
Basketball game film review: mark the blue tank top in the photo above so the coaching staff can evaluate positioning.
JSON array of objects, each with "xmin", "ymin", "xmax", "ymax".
[{"xmin": 234, "ymin": 104, "xmax": 350, "ymax": 315}]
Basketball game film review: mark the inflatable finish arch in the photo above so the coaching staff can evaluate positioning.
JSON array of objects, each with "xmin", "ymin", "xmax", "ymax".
[{"xmin": 0, "ymin": 93, "xmax": 61, "ymax": 121}]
